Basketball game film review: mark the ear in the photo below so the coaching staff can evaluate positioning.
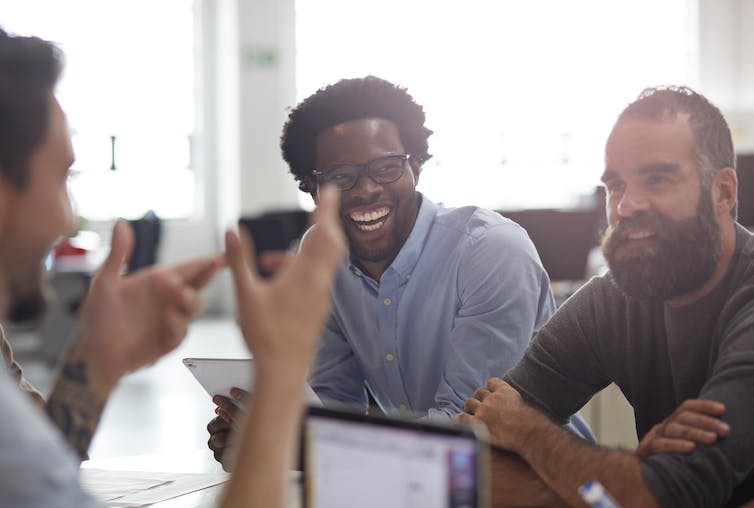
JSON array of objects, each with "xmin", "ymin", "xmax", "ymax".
[
  {"xmin": 711, "ymin": 167, "xmax": 737, "ymax": 218},
  {"xmin": 409, "ymin": 158, "xmax": 421, "ymax": 185},
  {"xmin": 298, "ymin": 175, "xmax": 318, "ymax": 204},
  {"xmin": 304, "ymin": 177, "xmax": 319, "ymax": 204}
]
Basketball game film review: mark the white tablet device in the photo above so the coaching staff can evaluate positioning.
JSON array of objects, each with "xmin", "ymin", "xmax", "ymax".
[{"xmin": 182, "ymin": 357, "xmax": 322, "ymax": 406}]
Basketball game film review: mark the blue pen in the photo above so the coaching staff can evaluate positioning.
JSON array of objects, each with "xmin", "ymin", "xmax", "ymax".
[{"xmin": 578, "ymin": 480, "xmax": 621, "ymax": 508}]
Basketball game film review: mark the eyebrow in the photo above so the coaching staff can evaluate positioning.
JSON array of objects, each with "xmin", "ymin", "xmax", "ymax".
[{"xmin": 601, "ymin": 162, "xmax": 681, "ymax": 183}]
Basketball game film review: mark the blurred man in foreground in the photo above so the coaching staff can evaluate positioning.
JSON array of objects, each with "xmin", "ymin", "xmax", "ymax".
[{"xmin": 0, "ymin": 28, "xmax": 345, "ymax": 508}]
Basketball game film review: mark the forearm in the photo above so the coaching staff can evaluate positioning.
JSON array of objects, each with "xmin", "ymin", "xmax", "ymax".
[
  {"xmin": 45, "ymin": 339, "xmax": 115, "ymax": 460},
  {"xmin": 515, "ymin": 405, "xmax": 657, "ymax": 508},
  {"xmin": 488, "ymin": 450, "xmax": 568, "ymax": 508},
  {"xmin": 220, "ymin": 364, "xmax": 307, "ymax": 508}
]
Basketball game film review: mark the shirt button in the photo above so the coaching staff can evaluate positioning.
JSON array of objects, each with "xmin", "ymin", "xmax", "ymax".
[
  {"xmin": 385, "ymin": 353, "xmax": 395, "ymax": 361},
  {"xmin": 383, "ymin": 297, "xmax": 392, "ymax": 306},
  {"xmin": 399, "ymin": 404, "xmax": 407, "ymax": 410}
]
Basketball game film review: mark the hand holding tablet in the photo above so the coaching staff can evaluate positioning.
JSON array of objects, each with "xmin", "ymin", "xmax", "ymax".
[{"xmin": 182, "ymin": 357, "xmax": 322, "ymax": 408}]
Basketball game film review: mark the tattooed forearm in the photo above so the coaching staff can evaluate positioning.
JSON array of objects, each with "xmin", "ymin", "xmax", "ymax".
[{"xmin": 46, "ymin": 358, "xmax": 106, "ymax": 461}]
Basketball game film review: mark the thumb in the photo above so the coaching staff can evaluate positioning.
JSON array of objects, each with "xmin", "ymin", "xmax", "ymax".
[{"xmin": 100, "ymin": 220, "xmax": 134, "ymax": 278}]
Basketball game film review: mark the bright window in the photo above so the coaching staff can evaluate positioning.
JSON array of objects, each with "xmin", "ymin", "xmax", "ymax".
[
  {"xmin": 295, "ymin": 0, "xmax": 691, "ymax": 210},
  {"xmin": 1, "ymin": 0, "xmax": 196, "ymax": 220}
]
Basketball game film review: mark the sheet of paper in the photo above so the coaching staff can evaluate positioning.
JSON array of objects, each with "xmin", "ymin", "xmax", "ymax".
[{"xmin": 80, "ymin": 468, "xmax": 229, "ymax": 507}]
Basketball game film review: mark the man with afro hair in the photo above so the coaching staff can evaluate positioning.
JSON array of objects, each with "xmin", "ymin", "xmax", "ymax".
[{"xmin": 207, "ymin": 76, "xmax": 592, "ymax": 469}]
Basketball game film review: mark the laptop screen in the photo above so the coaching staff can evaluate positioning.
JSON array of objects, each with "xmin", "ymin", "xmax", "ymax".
[{"xmin": 303, "ymin": 406, "xmax": 487, "ymax": 508}]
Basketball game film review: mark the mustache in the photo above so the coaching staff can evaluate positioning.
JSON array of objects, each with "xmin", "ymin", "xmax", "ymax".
[{"xmin": 605, "ymin": 215, "xmax": 663, "ymax": 242}]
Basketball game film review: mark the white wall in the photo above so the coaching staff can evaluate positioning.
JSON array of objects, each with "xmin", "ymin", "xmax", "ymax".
[
  {"xmin": 151, "ymin": 0, "xmax": 299, "ymax": 314},
  {"xmin": 698, "ymin": 0, "xmax": 754, "ymax": 152},
  {"xmin": 237, "ymin": 0, "xmax": 300, "ymax": 217}
]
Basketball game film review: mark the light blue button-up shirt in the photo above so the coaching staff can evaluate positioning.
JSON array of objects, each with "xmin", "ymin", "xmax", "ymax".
[
  {"xmin": 0, "ymin": 364, "xmax": 102, "ymax": 508},
  {"xmin": 311, "ymin": 195, "xmax": 556, "ymax": 421}
]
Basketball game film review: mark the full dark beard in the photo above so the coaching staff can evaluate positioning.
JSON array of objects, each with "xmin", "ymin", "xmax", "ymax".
[
  {"xmin": 601, "ymin": 196, "xmax": 721, "ymax": 301},
  {"xmin": 346, "ymin": 222, "xmax": 403, "ymax": 264}
]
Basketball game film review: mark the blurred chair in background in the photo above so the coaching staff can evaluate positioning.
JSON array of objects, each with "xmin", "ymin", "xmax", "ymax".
[
  {"xmin": 127, "ymin": 209, "xmax": 162, "ymax": 274},
  {"xmin": 238, "ymin": 209, "xmax": 308, "ymax": 278},
  {"xmin": 500, "ymin": 202, "xmax": 604, "ymax": 305}
]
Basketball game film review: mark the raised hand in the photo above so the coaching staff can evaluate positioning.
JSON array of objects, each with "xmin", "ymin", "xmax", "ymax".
[
  {"xmin": 47, "ymin": 220, "xmax": 224, "ymax": 458},
  {"xmin": 225, "ymin": 187, "xmax": 345, "ymax": 378},
  {"xmin": 78, "ymin": 220, "xmax": 224, "ymax": 392},
  {"xmin": 219, "ymin": 187, "xmax": 345, "ymax": 508}
]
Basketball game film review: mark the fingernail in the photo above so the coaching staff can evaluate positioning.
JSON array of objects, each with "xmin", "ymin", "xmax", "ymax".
[{"xmin": 231, "ymin": 389, "xmax": 241, "ymax": 399}]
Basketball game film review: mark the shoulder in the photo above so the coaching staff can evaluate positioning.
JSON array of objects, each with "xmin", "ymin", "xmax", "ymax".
[
  {"xmin": 733, "ymin": 226, "xmax": 754, "ymax": 279},
  {"xmin": 721, "ymin": 226, "xmax": 754, "ymax": 309},
  {"xmin": 428, "ymin": 207, "xmax": 552, "ymax": 293},
  {"xmin": 717, "ymin": 228, "xmax": 754, "ymax": 335},
  {"xmin": 433, "ymin": 205, "xmax": 532, "ymax": 250}
]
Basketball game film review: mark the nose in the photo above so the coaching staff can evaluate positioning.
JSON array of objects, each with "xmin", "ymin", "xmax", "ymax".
[
  {"xmin": 347, "ymin": 172, "xmax": 383, "ymax": 200},
  {"xmin": 616, "ymin": 185, "xmax": 650, "ymax": 219}
]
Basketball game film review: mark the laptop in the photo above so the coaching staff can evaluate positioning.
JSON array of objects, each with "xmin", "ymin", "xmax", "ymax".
[{"xmin": 302, "ymin": 405, "xmax": 489, "ymax": 508}]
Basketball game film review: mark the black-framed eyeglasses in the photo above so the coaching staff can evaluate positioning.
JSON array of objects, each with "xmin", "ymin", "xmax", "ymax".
[{"xmin": 311, "ymin": 154, "xmax": 411, "ymax": 191}]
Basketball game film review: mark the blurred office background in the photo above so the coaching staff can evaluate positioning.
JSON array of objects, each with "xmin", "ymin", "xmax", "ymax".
[{"xmin": 1, "ymin": 0, "xmax": 753, "ymax": 454}]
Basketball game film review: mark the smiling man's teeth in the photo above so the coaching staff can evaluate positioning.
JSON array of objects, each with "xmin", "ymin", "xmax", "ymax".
[
  {"xmin": 358, "ymin": 221, "xmax": 384, "ymax": 232},
  {"xmin": 626, "ymin": 231, "xmax": 654, "ymax": 240},
  {"xmin": 350, "ymin": 207, "xmax": 389, "ymax": 223}
]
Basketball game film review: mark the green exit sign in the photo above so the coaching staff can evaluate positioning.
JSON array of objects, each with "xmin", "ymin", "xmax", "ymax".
[{"xmin": 242, "ymin": 46, "xmax": 278, "ymax": 69}]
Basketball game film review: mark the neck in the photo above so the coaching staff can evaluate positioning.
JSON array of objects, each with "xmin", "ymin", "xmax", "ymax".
[
  {"xmin": 668, "ymin": 221, "xmax": 737, "ymax": 307},
  {"xmin": 357, "ymin": 260, "xmax": 388, "ymax": 282}
]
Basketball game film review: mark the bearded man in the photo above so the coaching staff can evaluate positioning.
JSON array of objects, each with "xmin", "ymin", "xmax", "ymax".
[{"xmin": 458, "ymin": 86, "xmax": 754, "ymax": 508}]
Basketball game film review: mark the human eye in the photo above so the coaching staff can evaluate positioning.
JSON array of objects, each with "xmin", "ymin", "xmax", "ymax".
[
  {"xmin": 646, "ymin": 173, "xmax": 671, "ymax": 186},
  {"xmin": 603, "ymin": 179, "xmax": 624, "ymax": 195},
  {"xmin": 323, "ymin": 166, "xmax": 356, "ymax": 185},
  {"xmin": 371, "ymin": 156, "xmax": 404, "ymax": 175}
]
